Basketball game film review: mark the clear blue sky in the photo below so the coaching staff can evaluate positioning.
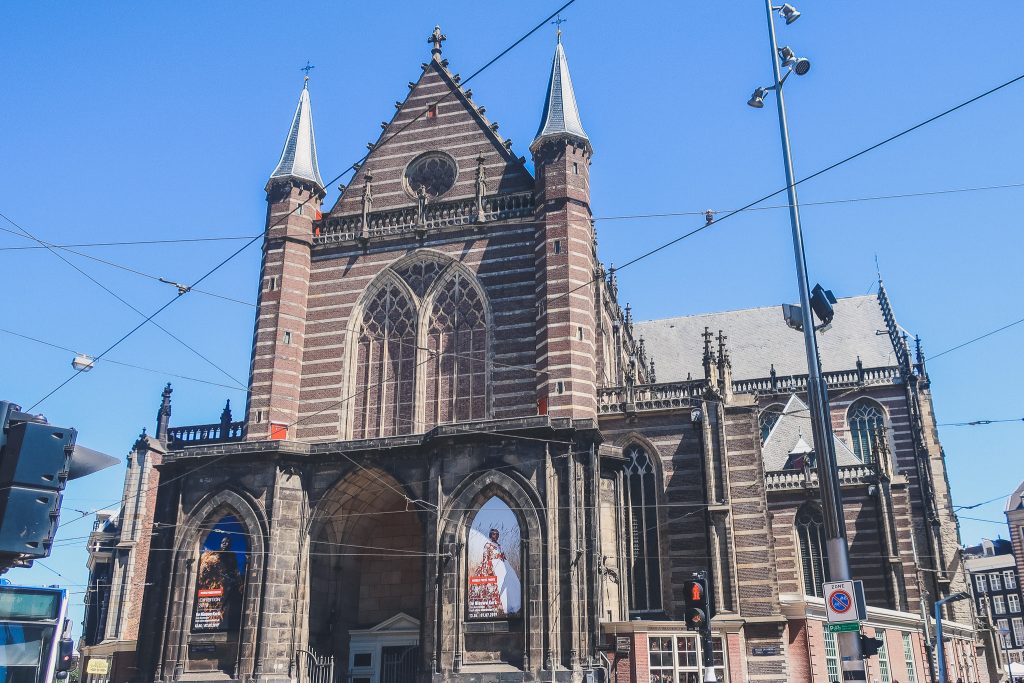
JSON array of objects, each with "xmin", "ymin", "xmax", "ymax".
[{"xmin": 2, "ymin": 2, "xmax": 1022, "ymax": 634}]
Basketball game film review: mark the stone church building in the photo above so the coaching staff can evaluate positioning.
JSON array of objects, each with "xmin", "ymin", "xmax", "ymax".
[{"xmin": 80, "ymin": 26, "xmax": 987, "ymax": 683}]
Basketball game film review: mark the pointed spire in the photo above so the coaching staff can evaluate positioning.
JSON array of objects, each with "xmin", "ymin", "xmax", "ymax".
[
  {"xmin": 269, "ymin": 77, "xmax": 324, "ymax": 190},
  {"xmin": 155, "ymin": 383, "xmax": 172, "ymax": 442},
  {"xmin": 532, "ymin": 35, "xmax": 589, "ymax": 151}
]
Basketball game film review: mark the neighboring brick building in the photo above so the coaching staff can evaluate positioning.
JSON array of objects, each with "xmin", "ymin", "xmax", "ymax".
[{"xmin": 82, "ymin": 26, "xmax": 985, "ymax": 683}]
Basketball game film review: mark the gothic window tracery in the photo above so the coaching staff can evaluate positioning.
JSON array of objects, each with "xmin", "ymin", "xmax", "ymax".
[
  {"xmin": 624, "ymin": 444, "xmax": 661, "ymax": 613},
  {"xmin": 424, "ymin": 273, "xmax": 487, "ymax": 426},
  {"xmin": 796, "ymin": 503, "xmax": 829, "ymax": 597},
  {"xmin": 352, "ymin": 282, "xmax": 417, "ymax": 439},
  {"xmin": 404, "ymin": 152, "xmax": 457, "ymax": 198},
  {"xmin": 848, "ymin": 398, "xmax": 885, "ymax": 464},
  {"xmin": 394, "ymin": 259, "xmax": 447, "ymax": 298}
]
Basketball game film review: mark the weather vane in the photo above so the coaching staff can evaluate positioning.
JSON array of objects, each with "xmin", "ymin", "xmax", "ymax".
[{"xmin": 301, "ymin": 61, "xmax": 316, "ymax": 80}]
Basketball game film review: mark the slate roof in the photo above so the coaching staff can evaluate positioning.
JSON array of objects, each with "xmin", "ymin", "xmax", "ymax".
[
  {"xmin": 635, "ymin": 295, "xmax": 896, "ymax": 384},
  {"xmin": 1006, "ymin": 480, "xmax": 1024, "ymax": 512},
  {"xmin": 761, "ymin": 395, "xmax": 862, "ymax": 472},
  {"xmin": 532, "ymin": 39, "xmax": 588, "ymax": 149},
  {"xmin": 270, "ymin": 80, "xmax": 324, "ymax": 189}
]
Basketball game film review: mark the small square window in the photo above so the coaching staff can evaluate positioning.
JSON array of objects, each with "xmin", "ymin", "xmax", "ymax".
[
  {"xmin": 577, "ymin": 326, "xmax": 584, "ymax": 341},
  {"xmin": 254, "ymin": 410, "xmax": 265, "ymax": 424},
  {"xmin": 296, "ymin": 203, "xmax": 304, "ymax": 216},
  {"xmin": 352, "ymin": 653, "xmax": 372, "ymax": 668},
  {"xmin": 268, "ymin": 276, "xmax": 278, "ymax": 291},
  {"xmin": 556, "ymin": 381, "xmax": 565, "ymax": 395},
  {"xmin": 283, "ymin": 331, "xmax": 292, "ymax": 345},
  {"xmin": 572, "ymin": 162, "xmax": 579, "ymax": 175},
  {"xmin": 554, "ymin": 239, "xmax": 562, "ymax": 255},
  {"xmin": 427, "ymin": 103, "xmax": 438, "ymax": 119}
]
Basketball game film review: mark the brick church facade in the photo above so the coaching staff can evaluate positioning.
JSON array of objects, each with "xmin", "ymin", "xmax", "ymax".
[{"xmin": 81, "ymin": 27, "xmax": 988, "ymax": 683}]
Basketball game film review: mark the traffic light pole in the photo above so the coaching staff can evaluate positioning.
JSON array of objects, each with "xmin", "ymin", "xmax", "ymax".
[{"xmin": 763, "ymin": 0, "xmax": 866, "ymax": 677}]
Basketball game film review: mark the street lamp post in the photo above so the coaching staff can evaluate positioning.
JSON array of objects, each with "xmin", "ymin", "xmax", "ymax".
[
  {"xmin": 752, "ymin": 1, "xmax": 866, "ymax": 677},
  {"xmin": 934, "ymin": 591, "xmax": 969, "ymax": 683}
]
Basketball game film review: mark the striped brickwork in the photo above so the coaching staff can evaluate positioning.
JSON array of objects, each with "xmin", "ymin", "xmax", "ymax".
[
  {"xmin": 532, "ymin": 138, "xmax": 597, "ymax": 420},
  {"xmin": 245, "ymin": 179, "xmax": 321, "ymax": 440}
]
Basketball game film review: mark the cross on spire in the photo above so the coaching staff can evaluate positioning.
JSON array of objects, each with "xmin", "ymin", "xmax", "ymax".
[
  {"xmin": 551, "ymin": 13, "xmax": 567, "ymax": 42},
  {"xmin": 428, "ymin": 25, "xmax": 446, "ymax": 58},
  {"xmin": 301, "ymin": 61, "xmax": 315, "ymax": 86}
]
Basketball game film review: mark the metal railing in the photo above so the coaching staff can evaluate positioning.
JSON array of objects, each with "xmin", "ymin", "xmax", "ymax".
[{"xmin": 295, "ymin": 649, "xmax": 334, "ymax": 683}]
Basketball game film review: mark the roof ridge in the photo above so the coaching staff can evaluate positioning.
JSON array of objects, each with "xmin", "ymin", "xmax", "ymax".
[{"xmin": 634, "ymin": 294, "xmax": 879, "ymax": 325}]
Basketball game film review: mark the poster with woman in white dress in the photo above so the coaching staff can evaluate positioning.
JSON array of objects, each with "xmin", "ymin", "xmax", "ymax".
[{"xmin": 467, "ymin": 496, "xmax": 522, "ymax": 619}]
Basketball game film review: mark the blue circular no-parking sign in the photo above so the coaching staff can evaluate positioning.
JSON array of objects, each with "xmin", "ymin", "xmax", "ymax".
[{"xmin": 829, "ymin": 589, "xmax": 852, "ymax": 614}]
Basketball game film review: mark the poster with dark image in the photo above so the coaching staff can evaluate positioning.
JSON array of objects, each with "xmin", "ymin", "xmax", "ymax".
[
  {"xmin": 467, "ymin": 497, "xmax": 522, "ymax": 620},
  {"xmin": 192, "ymin": 515, "xmax": 247, "ymax": 632}
]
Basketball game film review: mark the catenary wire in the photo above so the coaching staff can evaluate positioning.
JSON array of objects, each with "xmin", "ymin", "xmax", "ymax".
[
  {"xmin": 927, "ymin": 315, "xmax": 1024, "ymax": 362},
  {"xmin": 0, "ymin": 211, "xmax": 247, "ymax": 391},
  {"xmin": 0, "ymin": 327, "xmax": 249, "ymax": 392},
  {"xmin": 0, "ymin": 222, "xmax": 254, "ymax": 307}
]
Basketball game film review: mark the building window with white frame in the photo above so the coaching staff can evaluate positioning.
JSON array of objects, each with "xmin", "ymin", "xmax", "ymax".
[
  {"xmin": 1009, "ymin": 593, "xmax": 1021, "ymax": 613},
  {"xmin": 995, "ymin": 595, "xmax": 1007, "ymax": 614},
  {"xmin": 1013, "ymin": 617, "xmax": 1024, "ymax": 646},
  {"xmin": 823, "ymin": 627, "xmax": 841, "ymax": 683},
  {"xmin": 991, "ymin": 572, "xmax": 1003, "ymax": 591},
  {"xmin": 999, "ymin": 619, "xmax": 1012, "ymax": 648},
  {"xmin": 647, "ymin": 633, "xmax": 726, "ymax": 682},
  {"xmin": 976, "ymin": 574, "xmax": 988, "ymax": 592},
  {"xmin": 876, "ymin": 629, "xmax": 891, "ymax": 683},
  {"xmin": 901, "ymin": 632, "xmax": 918, "ymax": 683},
  {"xmin": 1005, "ymin": 569, "xmax": 1017, "ymax": 589}
]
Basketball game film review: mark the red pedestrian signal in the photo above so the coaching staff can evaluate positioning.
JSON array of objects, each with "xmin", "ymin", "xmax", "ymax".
[
  {"xmin": 690, "ymin": 582, "xmax": 703, "ymax": 602},
  {"xmin": 683, "ymin": 575, "xmax": 711, "ymax": 633}
]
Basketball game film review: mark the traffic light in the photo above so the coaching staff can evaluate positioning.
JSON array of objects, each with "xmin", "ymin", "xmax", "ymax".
[
  {"xmin": 683, "ymin": 573, "xmax": 711, "ymax": 632},
  {"xmin": 859, "ymin": 634, "xmax": 884, "ymax": 658},
  {"xmin": 56, "ymin": 637, "xmax": 75, "ymax": 672},
  {"xmin": 0, "ymin": 402, "xmax": 76, "ymax": 560}
]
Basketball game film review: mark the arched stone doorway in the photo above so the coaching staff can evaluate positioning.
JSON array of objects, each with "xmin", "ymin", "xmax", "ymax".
[{"xmin": 307, "ymin": 468, "xmax": 426, "ymax": 681}]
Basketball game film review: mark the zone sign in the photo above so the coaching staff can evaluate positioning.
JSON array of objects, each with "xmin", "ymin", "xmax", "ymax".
[{"xmin": 823, "ymin": 580, "xmax": 859, "ymax": 624}]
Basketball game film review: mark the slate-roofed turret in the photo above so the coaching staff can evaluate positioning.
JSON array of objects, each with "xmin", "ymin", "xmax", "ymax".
[
  {"xmin": 269, "ymin": 78, "xmax": 324, "ymax": 190},
  {"xmin": 531, "ymin": 34, "xmax": 589, "ymax": 152}
]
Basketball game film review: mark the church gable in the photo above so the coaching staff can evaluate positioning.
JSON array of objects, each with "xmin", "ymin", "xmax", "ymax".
[{"xmin": 330, "ymin": 42, "xmax": 533, "ymax": 216}]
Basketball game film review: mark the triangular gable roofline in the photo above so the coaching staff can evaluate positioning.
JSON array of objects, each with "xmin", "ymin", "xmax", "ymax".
[
  {"xmin": 348, "ymin": 612, "xmax": 420, "ymax": 634},
  {"xmin": 330, "ymin": 55, "xmax": 531, "ymax": 215}
]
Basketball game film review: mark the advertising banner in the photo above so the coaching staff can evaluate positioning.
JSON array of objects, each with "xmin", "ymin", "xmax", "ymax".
[
  {"xmin": 467, "ymin": 497, "xmax": 522, "ymax": 620},
  {"xmin": 192, "ymin": 515, "xmax": 247, "ymax": 632}
]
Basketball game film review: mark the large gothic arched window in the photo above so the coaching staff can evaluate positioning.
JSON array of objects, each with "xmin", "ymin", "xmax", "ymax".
[
  {"xmin": 624, "ymin": 445, "xmax": 661, "ymax": 613},
  {"xmin": 759, "ymin": 403, "xmax": 784, "ymax": 444},
  {"xmin": 424, "ymin": 273, "xmax": 487, "ymax": 427},
  {"xmin": 848, "ymin": 398, "xmax": 885, "ymax": 464},
  {"xmin": 352, "ymin": 282, "xmax": 416, "ymax": 439},
  {"xmin": 796, "ymin": 504, "xmax": 829, "ymax": 597}
]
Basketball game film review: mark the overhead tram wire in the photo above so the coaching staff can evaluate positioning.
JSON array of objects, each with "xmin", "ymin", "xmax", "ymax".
[
  {"xmin": 0, "ymin": 223, "xmax": 254, "ymax": 307},
  {"xmin": 557, "ymin": 70, "xmax": 1024, "ymax": 304},
  {"xmin": 23, "ymin": 0, "xmax": 579, "ymax": 413},
  {"xmin": 0, "ymin": 327, "xmax": 248, "ymax": 392},
  {"xmin": 3, "ymin": 179, "xmax": 1021, "ymax": 253},
  {"xmin": 928, "ymin": 315, "xmax": 1024, "ymax": 361},
  {"xmin": 0, "ymin": 211, "xmax": 247, "ymax": 391}
]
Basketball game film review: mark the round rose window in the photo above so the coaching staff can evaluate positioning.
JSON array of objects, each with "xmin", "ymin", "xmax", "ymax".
[{"xmin": 404, "ymin": 152, "xmax": 458, "ymax": 198}]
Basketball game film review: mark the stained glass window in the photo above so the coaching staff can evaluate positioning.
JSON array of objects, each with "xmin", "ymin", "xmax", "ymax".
[
  {"xmin": 424, "ymin": 273, "xmax": 487, "ymax": 427},
  {"xmin": 352, "ymin": 282, "xmax": 417, "ymax": 439}
]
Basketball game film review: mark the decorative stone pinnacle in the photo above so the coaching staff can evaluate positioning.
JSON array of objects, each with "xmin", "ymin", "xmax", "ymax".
[{"xmin": 428, "ymin": 25, "xmax": 446, "ymax": 59}]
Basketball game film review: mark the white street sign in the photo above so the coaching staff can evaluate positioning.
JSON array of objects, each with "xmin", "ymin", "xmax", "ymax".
[{"xmin": 824, "ymin": 580, "xmax": 857, "ymax": 623}]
